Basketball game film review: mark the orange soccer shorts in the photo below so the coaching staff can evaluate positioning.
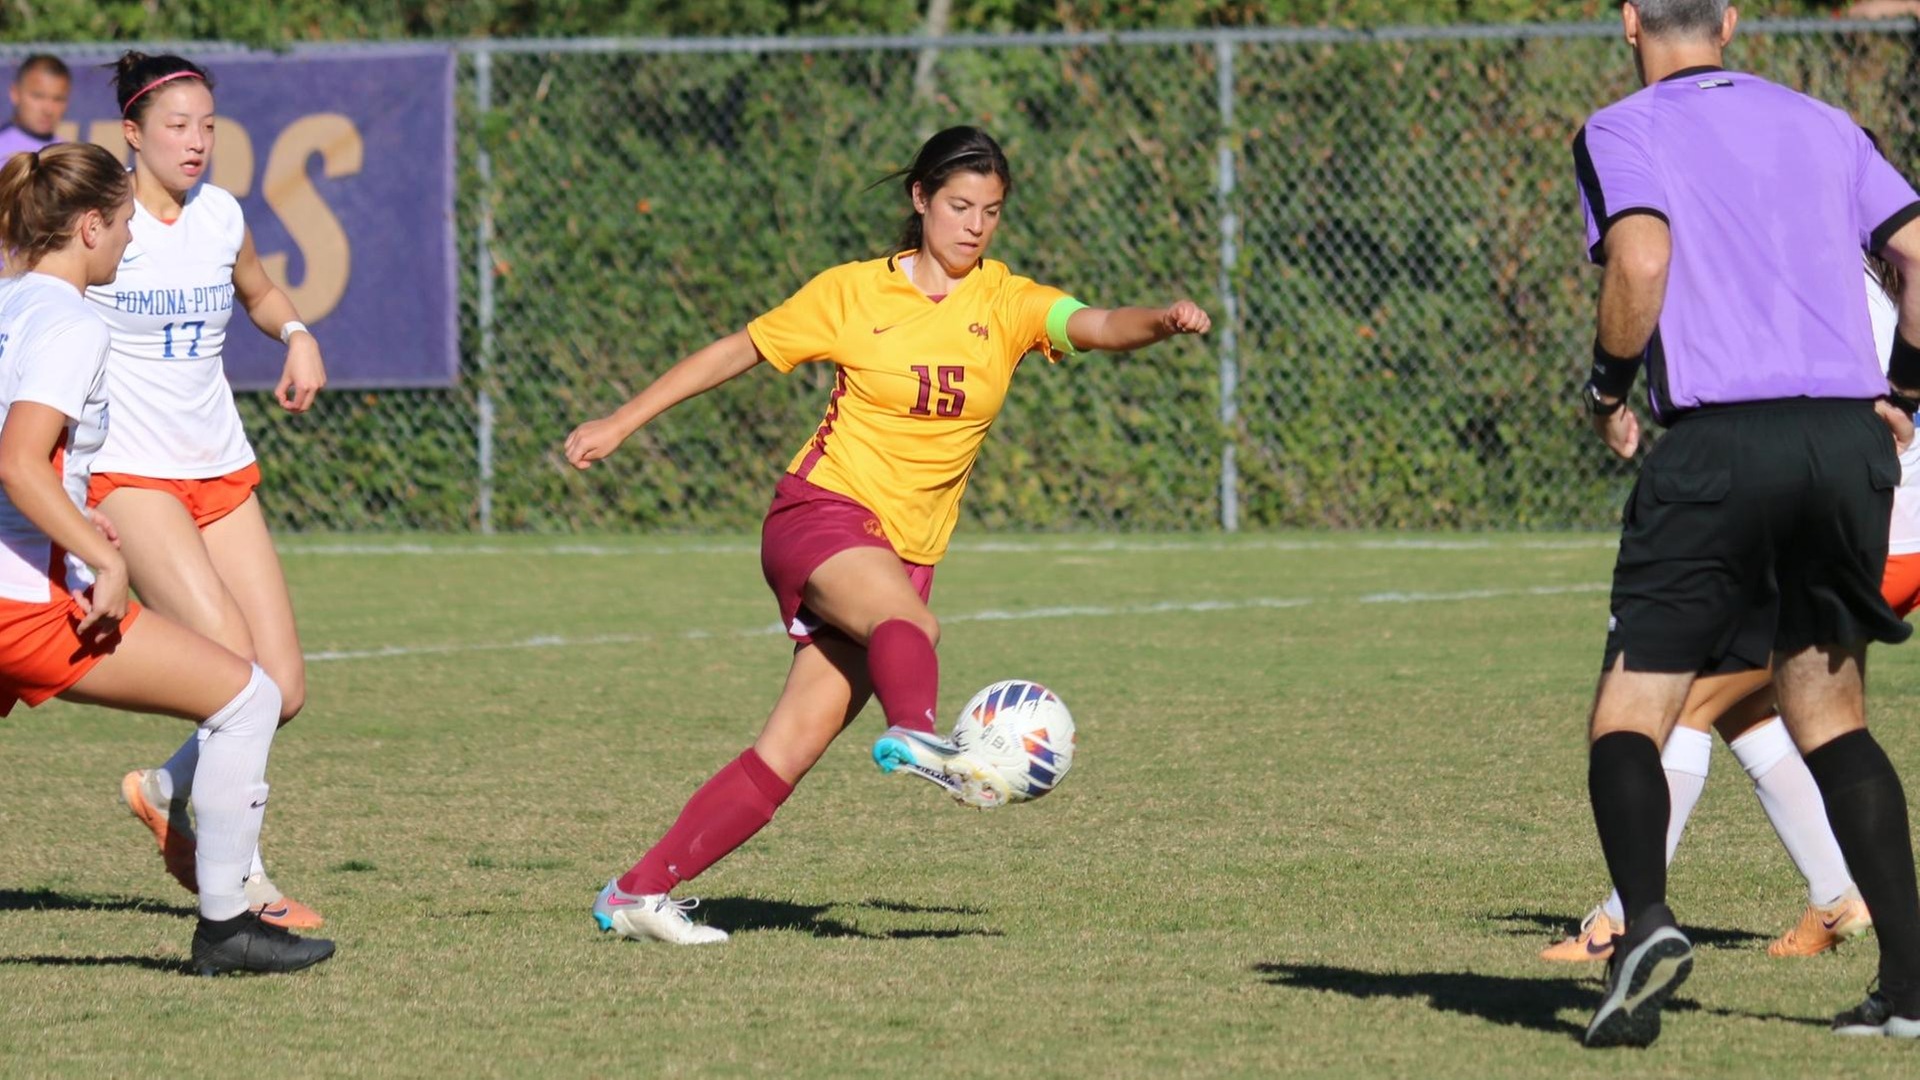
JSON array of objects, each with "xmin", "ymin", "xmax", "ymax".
[
  {"xmin": 87, "ymin": 463, "xmax": 262, "ymax": 528},
  {"xmin": 0, "ymin": 592, "xmax": 142, "ymax": 716},
  {"xmin": 1883, "ymin": 552, "xmax": 1920, "ymax": 619}
]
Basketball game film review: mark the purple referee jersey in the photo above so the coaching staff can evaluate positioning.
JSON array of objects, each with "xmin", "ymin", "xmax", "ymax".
[
  {"xmin": 1574, "ymin": 66, "xmax": 1920, "ymax": 421},
  {"xmin": 0, "ymin": 123, "xmax": 57, "ymax": 164}
]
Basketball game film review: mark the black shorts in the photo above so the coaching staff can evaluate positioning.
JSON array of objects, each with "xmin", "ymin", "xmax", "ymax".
[{"xmin": 1603, "ymin": 398, "xmax": 1912, "ymax": 674}]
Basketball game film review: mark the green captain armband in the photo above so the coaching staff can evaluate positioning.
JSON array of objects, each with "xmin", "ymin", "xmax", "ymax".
[{"xmin": 1046, "ymin": 297, "xmax": 1090, "ymax": 357}]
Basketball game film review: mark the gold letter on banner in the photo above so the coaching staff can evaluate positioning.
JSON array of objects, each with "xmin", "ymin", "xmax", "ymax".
[
  {"xmin": 260, "ymin": 113, "xmax": 363, "ymax": 320},
  {"xmin": 210, "ymin": 118, "xmax": 256, "ymax": 196}
]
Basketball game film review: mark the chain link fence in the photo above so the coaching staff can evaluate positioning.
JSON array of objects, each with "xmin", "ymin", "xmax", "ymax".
[{"xmin": 12, "ymin": 21, "xmax": 1920, "ymax": 532}]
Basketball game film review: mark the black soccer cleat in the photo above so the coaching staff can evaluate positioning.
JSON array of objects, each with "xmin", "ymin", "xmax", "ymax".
[
  {"xmin": 1584, "ymin": 904, "xmax": 1693, "ymax": 1049},
  {"xmin": 190, "ymin": 908, "xmax": 336, "ymax": 976},
  {"xmin": 1833, "ymin": 987, "xmax": 1920, "ymax": 1038}
]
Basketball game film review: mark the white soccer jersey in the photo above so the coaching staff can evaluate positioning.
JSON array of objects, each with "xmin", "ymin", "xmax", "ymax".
[
  {"xmin": 85, "ymin": 184, "xmax": 256, "ymax": 478},
  {"xmin": 0, "ymin": 273, "xmax": 112, "ymax": 603},
  {"xmin": 1867, "ymin": 263, "xmax": 1920, "ymax": 555}
]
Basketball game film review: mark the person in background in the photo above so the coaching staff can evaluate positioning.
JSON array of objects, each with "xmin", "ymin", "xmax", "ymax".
[{"xmin": 0, "ymin": 56, "xmax": 70, "ymax": 165}]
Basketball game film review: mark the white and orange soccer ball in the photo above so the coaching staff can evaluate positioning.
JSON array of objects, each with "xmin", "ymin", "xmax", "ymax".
[{"xmin": 950, "ymin": 680, "xmax": 1077, "ymax": 803}]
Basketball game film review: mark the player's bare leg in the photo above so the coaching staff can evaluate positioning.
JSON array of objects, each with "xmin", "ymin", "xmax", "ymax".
[
  {"xmin": 803, "ymin": 547, "xmax": 1005, "ymax": 805},
  {"xmin": 201, "ymin": 494, "xmax": 305, "ymax": 722},
  {"xmin": 98, "ymin": 487, "xmax": 320, "ymax": 927},
  {"xmin": 64, "ymin": 611, "xmax": 331, "ymax": 975}
]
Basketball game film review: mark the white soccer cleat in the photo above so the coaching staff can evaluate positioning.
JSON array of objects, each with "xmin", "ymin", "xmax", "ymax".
[
  {"xmin": 592, "ymin": 879, "xmax": 727, "ymax": 945},
  {"xmin": 871, "ymin": 725, "xmax": 1012, "ymax": 809}
]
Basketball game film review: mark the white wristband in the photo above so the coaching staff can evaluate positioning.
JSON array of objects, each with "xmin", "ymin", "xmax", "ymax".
[{"xmin": 279, "ymin": 321, "xmax": 309, "ymax": 345}]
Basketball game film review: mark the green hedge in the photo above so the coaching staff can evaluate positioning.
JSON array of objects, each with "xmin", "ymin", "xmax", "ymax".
[
  {"xmin": 0, "ymin": 3, "xmax": 1851, "ymax": 46},
  {"xmin": 17, "ymin": 20, "xmax": 1919, "ymax": 533}
]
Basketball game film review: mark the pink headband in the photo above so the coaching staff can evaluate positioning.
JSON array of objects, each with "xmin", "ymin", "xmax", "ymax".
[{"xmin": 121, "ymin": 71, "xmax": 204, "ymax": 118}]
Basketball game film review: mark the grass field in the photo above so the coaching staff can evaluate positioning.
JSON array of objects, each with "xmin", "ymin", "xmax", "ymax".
[{"xmin": 4, "ymin": 533, "xmax": 1920, "ymax": 1077}]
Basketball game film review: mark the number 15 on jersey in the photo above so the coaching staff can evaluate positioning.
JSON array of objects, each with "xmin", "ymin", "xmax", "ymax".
[{"xmin": 910, "ymin": 364, "xmax": 965, "ymax": 418}]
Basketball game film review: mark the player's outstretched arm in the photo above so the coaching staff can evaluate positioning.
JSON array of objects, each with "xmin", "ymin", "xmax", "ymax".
[
  {"xmin": 0, "ymin": 403, "xmax": 129, "ymax": 634},
  {"xmin": 564, "ymin": 329, "xmax": 765, "ymax": 470},
  {"xmin": 233, "ymin": 228, "xmax": 328, "ymax": 414},
  {"xmin": 1065, "ymin": 300, "xmax": 1210, "ymax": 353}
]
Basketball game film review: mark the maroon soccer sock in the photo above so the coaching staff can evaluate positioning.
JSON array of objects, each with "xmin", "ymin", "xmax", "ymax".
[
  {"xmin": 867, "ymin": 618, "xmax": 939, "ymax": 733},
  {"xmin": 618, "ymin": 748, "xmax": 795, "ymax": 896}
]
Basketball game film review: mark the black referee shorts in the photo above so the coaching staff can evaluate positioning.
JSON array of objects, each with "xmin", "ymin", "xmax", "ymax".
[{"xmin": 1603, "ymin": 398, "xmax": 1912, "ymax": 675}]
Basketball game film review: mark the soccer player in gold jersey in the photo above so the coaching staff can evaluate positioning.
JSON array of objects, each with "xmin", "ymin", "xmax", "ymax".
[{"xmin": 564, "ymin": 126, "xmax": 1208, "ymax": 945}]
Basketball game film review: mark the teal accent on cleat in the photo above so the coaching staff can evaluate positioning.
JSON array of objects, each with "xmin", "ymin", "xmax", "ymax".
[
  {"xmin": 869, "ymin": 725, "xmax": 1012, "ymax": 808},
  {"xmin": 593, "ymin": 877, "xmax": 727, "ymax": 944},
  {"xmin": 872, "ymin": 737, "xmax": 913, "ymax": 773}
]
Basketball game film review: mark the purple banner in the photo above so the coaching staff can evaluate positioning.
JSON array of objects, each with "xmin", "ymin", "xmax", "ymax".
[{"xmin": 1, "ymin": 48, "xmax": 457, "ymax": 389}]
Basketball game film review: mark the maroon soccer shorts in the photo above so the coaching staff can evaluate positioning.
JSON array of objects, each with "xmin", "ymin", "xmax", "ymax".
[{"xmin": 760, "ymin": 473, "xmax": 934, "ymax": 646}]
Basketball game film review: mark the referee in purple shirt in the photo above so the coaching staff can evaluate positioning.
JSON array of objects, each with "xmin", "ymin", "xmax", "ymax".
[
  {"xmin": 1573, "ymin": 0, "xmax": 1920, "ymax": 1048},
  {"xmin": 0, "ymin": 55, "xmax": 69, "ymax": 162}
]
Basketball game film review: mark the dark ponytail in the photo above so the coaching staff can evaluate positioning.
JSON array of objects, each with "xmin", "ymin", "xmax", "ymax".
[
  {"xmin": 876, "ymin": 126, "xmax": 1013, "ymax": 255},
  {"xmin": 110, "ymin": 51, "xmax": 214, "ymax": 125}
]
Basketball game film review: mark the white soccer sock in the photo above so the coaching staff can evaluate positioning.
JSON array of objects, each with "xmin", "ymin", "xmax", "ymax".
[
  {"xmin": 162, "ymin": 718, "xmax": 271, "ymax": 888},
  {"xmin": 191, "ymin": 666, "xmax": 283, "ymax": 921},
  {"xmin": 158, "ymin": 721, "xmax": 271, "ymax": 883},
  {"xmin": 1602, "ymin": 727, "xmax": 1713, "ymax": 924},
  {"xmin": 1729, "ymin": 715, "xmax": 1855, "ymax": 907},
  {"xmin": 156, "ymin": 726, "xmax": 207, "ymax": 804}
]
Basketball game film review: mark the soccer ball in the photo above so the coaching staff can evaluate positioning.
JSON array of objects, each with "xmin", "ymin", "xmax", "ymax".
[{"xmin": 950, "ymin": 680, "xmax": 1077, "ymax": 803}]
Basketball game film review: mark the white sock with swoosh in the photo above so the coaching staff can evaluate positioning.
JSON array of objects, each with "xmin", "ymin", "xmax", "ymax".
[
  {"xmin": 192, "ymin": 666, "xmax": 282, "ymax": 921},
  {"xmin": 1731, "ymin": 716, "xmax": 1855, "ymax": 907}
]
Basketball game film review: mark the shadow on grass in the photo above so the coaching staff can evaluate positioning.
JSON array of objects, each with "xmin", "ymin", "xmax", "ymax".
[
  {"xmin": 1492, "ymin": 910, "xmax": 1769, "ymax": 951},
  {"xmin": 1255, "ymin": 962, "xmax": 1600, "ymax": 1037},
  {"xmin": 0, "ymin": 888, "xmax": 194, "ymax": 918},
  {"xmin": 1255, "ymin": 962, "xmax": 1827, "ymax": 1040},
  {"xmin": 698, "ymin": 896, "xmax": 997, "ymax": 940},
  {"xmin": 0, "ymin": 954, "xmax": 182, "ymax": 973}
]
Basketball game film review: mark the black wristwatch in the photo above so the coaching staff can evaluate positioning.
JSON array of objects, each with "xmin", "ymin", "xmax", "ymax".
[
  {"xmin": 1887, "ymin": 388, "xmax": 1920, "ymax": 418},
  {"xmin": 1583, "ymin": 382, "xmax": 1626, "ymax": 417}
]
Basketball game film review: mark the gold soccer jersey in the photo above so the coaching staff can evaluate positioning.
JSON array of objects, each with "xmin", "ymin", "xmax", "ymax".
[{"xmin": 747, "ymin": 254, "xmax": 1078, "ymax": 564}]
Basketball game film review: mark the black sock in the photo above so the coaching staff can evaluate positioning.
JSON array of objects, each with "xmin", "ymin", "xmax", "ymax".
[
  {"xmin": 1805, "ymin": 730, "xmax": 1920, "ymax": 1011},
  {"xmin": 1589, "ymin": 731, "xmax": 1669, "ymax": 929}
]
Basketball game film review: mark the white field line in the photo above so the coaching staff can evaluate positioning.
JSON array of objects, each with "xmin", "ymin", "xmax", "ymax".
[
  {"xmin": 279, "ymin": 535, "xmax": 1617, "ymax": 559},
  {"xmin": 303, "ymin": 583, "xmax": 1607, "ymax": 664}
]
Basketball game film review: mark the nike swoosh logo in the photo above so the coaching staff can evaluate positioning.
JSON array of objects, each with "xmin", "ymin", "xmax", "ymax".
[
  {"xmin": 604, "ymin": 895, "xmax": 642, "ymax": 907},
  {"xmin": 1821, "ymin": 915, "xmax": 1845, "ymax": 931},
  {"xmin": 120, "ymin": 255, "xmax": 140, "ymax": 265},
  {"xmin": 258, "ymin": 904, "xmax": 290, "ymax": 919},
  {"xmin": 249, "ymin": 799, "xmax": 268, "ymax": 808},
  {"xmin": 1586, "ymin": 936, "xmax": 1613, "ymax": 956},
  {"xmin": 873, "ymin": 326, "xmax": 895, "ymax": 334}
]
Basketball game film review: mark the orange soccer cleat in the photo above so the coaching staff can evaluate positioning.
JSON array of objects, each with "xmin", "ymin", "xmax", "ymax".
[
  {"xmin": 1541, "ymin": 905, "xmax": 1622, "ymax": 963},
  {"xmin": 120, "ymin": 768, "xmax": 198, "ymax": 893},
  {"xmin": 244, "ymin": 873, "xmax": 326, "ymax": 931},
  {"xmin": 1769, "ymin": 888, "xmax": 1872, "ymax": 958}
]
